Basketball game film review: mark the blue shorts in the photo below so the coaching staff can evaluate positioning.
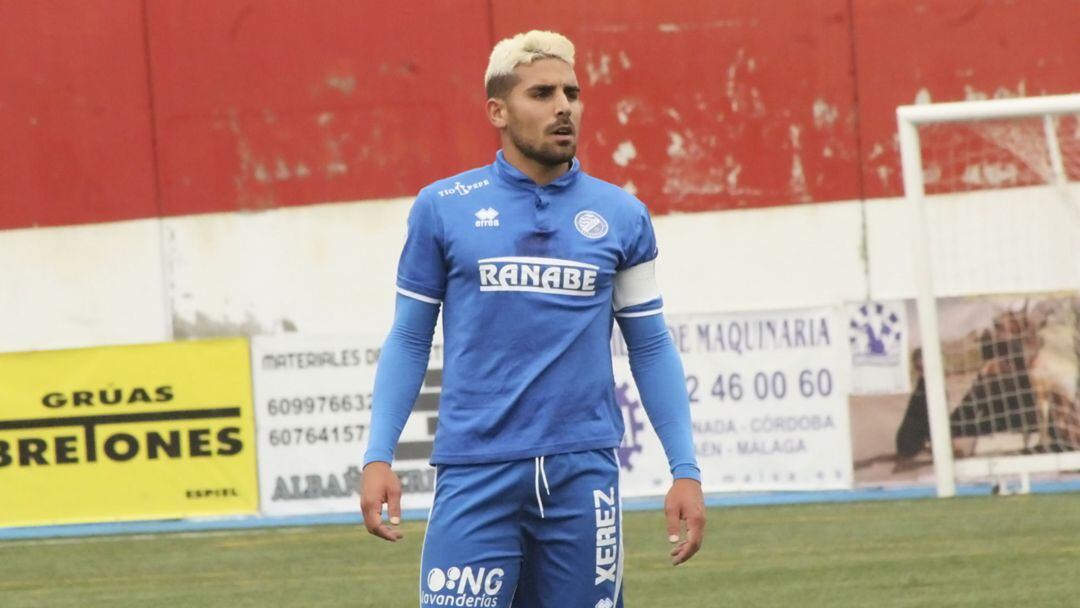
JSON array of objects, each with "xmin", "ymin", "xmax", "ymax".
[{"xmin": 420, "ymin": 449, "xmax": 624, "ymax": 608}]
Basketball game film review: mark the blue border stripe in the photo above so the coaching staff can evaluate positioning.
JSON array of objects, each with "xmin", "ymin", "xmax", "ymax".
[{"xmin": 3, "ymin": 481, "xmax": 1079, "ymax": 542}]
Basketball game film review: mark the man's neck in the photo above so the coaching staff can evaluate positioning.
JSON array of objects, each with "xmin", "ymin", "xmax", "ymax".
[{"xmin": 501, "ymin": 145, "xmax": 570, "ymax": 186}]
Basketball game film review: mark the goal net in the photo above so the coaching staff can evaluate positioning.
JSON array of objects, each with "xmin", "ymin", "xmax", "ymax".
[{"xmin": 897, "ymin": 94, "xmax": 1080, "ymax": 497}]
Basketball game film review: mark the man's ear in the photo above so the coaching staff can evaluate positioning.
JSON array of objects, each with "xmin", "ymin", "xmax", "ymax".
[{"xmin": 487, "ymin": 97, "xmax": 508, "ymax": 129}]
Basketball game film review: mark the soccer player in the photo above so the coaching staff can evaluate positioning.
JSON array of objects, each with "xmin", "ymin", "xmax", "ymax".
[{"xmin": 361, "ymin": 30, "xmax": 704, "ymax": 607}]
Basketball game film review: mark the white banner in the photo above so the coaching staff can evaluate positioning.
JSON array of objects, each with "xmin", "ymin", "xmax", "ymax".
[
  {"xmin": 251, "ymin": 334, "xmax": 441, "ymax": 516},
  {"xmin": 612, "ymin": 307, "xmax": 854, "ymax": 495}
]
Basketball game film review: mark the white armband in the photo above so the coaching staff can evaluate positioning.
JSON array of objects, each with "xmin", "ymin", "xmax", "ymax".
[{"xmin": 613, "ymin": 260, "xmax": 661, "ymax": 311}]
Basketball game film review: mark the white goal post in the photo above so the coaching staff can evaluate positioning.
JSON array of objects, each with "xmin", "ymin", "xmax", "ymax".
[{"xmin": 897, "ymin": 93, "xmax": 1080, "ymax": 498}]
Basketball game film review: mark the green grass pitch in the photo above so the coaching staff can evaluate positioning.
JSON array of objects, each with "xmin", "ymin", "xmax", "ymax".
[{"xmin": 2, "ymin": 494, "xmax": 1079, "ymax": 607}]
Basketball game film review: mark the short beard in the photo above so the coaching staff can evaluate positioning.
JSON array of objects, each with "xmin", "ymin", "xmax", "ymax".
[{"xmin": 508, "ymin": 125, "xmax": 576, "ymax": 167}]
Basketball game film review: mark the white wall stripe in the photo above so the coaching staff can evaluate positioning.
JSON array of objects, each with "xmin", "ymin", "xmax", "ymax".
[{"xmin": 12, "ymin": 191, "xmax": 1078, "ymax": 355}]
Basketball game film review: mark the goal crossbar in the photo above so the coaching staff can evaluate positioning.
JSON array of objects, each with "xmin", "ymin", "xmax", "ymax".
[{"xmin": 898, "ymin": 93, "xmax": 1080, "ymax": 124}]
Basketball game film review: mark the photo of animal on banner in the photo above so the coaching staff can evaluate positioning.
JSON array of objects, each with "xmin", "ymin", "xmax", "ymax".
[{"xmin": 849, "ymin": 294, "xmax": 1080, "ymax": 487}]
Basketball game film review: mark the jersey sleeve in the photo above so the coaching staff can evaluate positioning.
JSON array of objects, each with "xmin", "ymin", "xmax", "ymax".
[
  {"xmin": 617, "ymin": 311, "xmax": 701, "ymax": 482},
  {"xmin": 619, "ymin": 203, "xmax": 659, "ymax": 271},
  {"xmin": 614, "ymin": 203, "xmax": 663, "ymax": 317},
  {"xmin": 396, "ymin": 191, "xmax": 447, "ymax": 303}
]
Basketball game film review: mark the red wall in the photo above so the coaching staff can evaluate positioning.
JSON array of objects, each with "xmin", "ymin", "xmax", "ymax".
[
  {"xmin": 146, "ymin": 0, "xmax": 495, "ymax": 216},
  {"xmin": 1, "ymin": 0, "xmax": 1078, "ymax": 229},
  {"xmin": 495, "ymin": 0, "xmax": 862, "ymax": 214},
  {"xmin": 852, "ymin": 0, "xmax": 1080, "ymax": 198},
  {"xmin": 0, "ymin": 1, "xmax": 158, "ymax": 228}
]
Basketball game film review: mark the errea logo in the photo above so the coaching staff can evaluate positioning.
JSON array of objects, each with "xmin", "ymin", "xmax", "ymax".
[
  {"xmin": 438, "ymin": 179, "xmax": 491, "ymax": 198},
  {"xmin": 475, "ymin": 207, "xmax": 500, "ymax": 228}
]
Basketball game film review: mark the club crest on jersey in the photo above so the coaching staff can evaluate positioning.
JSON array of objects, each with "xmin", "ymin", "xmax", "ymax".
[
  {"xmin": 574, "ymin": 210, "xmax": 609, "ymax": 239},
  {"xmin": 475, "ymin": 207, "xmax": 500, "ymax": 228},
  {"xmin": 478, "ymin": 256, "xmax": 598, "ymax": 296}
]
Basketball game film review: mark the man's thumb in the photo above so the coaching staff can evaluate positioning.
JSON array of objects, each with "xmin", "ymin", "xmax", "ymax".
[{"xmin": 665, "ymin": 506, "xmax": 680, "ymax": 542}]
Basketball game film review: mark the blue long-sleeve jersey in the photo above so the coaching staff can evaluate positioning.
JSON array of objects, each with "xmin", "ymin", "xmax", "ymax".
[{"xmin": 365, "ymin": 152, "xmax": 699, "ymax": 480}]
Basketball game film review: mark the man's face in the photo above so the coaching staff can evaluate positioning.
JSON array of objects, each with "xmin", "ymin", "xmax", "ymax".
[{"xmin": 500, "ymin": 58, "xmax": 582, "ymax": 166}]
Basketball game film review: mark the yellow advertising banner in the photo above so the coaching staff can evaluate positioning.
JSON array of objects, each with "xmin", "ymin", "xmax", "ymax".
[{"xmin": 0, "ymin": 338, "xmax": 258, "ymax": 527}]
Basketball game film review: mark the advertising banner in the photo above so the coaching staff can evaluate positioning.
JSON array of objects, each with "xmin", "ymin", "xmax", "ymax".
[
  {"xmin": 0, "ymin": 338, "xmax": 258, "ymax": 527},
  {"xmin": 613, "ymin": 307, "xmax": 854, "ymax": 495},
  {"xmin": 251, "ymin": 333, "xmax": 440, "ymax": 516}
]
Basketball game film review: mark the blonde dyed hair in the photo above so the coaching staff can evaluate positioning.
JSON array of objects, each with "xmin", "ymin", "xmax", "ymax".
[{"xmin": 484, "ymin": 30, "xmax": 575, "ymax": 98}]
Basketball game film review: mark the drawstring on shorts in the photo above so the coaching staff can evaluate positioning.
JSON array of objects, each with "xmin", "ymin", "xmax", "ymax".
[{"xmin": 534, "ymin": 456, "xmax": 551, "ymax": 518}]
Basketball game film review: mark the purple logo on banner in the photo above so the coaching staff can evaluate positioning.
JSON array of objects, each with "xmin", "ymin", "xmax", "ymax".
[
  {"xmin": 615, "ymin": 382, "xmax": 646, "ymax": 471},
  {"xmin": 849, "ymin": 302, "xmax": 903, "ymax": 365}
]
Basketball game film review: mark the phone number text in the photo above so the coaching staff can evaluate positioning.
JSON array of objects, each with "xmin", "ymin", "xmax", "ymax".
[
  {"xmin": 686, "ymin": 369, "xmax": 833, "ymax": 403},
  {"xmin": 266, "ymin": 425, "xmax": 368, "ymax": 447},
  {"xmin": 266, "ymin": 394, "xmax": 372, "ymax": 416}
]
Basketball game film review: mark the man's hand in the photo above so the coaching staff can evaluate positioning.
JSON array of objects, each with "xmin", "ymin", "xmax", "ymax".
[
  {"xmin": 360, "ymin": 461, "xmax": 404, "ymax": 542},
  {"xmin": 664, "ymin": 478, "xmax": 705, "ymax": 566}
]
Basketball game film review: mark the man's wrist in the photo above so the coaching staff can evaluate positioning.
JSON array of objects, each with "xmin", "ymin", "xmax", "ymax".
[
  {"xmin": 363, "ymin": 447, "xmax": 394, "ymax": 468},
  {"xmin": 671, "ymin": 463, "xmax": 702, "ymax": 483}
]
